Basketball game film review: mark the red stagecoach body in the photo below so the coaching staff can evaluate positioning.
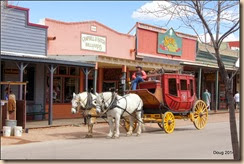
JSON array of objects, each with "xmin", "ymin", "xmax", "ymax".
[
  {"xmin": 126, "ymin": 73, "xmax": 208, "ymax": 133},
  {"xmin": 129, "ymin": 73, "xmax": 196, "ymax": 113}
]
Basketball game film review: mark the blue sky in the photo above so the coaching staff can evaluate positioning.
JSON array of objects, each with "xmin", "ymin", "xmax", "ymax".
[
  {"xmin": 15, "ymin": 1, "xmax": 148, "ymax": 34},
  {"xmin": 13, "ymin": 1, "xmax": 239, "ymax": 41}
]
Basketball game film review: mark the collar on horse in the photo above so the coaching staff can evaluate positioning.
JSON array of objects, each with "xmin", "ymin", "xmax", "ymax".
[
  {"xmin": 99, "ymin": 92, "xmax": 118, "ymax": 115},
  {"xmin": 85, "ymin": 92, "xmax": 95, "ymax": 110}
]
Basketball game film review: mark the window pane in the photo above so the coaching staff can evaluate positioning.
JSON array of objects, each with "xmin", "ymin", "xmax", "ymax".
[
  {"xmin": 59, "ymin": 66, "xmax": 67, "ymax": 75},
  {"xmin": 69, "ymin": 67, "xmax": 78, "ymax": 76},
  {"xmin": 53, "ymin": 77, "xmax": 62, "ymax": 103},
  {"xmin": 190, "ymin": 79, "xmax": 194, "ymax": 96},
  {"xmin": 64, "ymin": 78, "xmax": 79, "ymax": 103},
  {"xmin": 169, "ymin": 78, "xmax": 177, "ymax": 96},
  {"xmin": 180, "ymin": 80, "xmax": 187, "ymax": 90}
]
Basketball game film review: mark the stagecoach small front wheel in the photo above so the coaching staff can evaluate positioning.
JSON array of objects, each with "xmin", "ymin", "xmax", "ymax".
[
  {"xmin": 192, "ymin": 100, "xmax": 208, "ymax": 130},
  {"xmin": 162, "ymin": 112, "xmax": 175, "ymax": 134}
]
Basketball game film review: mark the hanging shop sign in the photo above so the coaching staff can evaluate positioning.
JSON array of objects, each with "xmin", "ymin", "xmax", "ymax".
[
  {"xmin": 4, "ymin": 69, "xmax": 19, "ymax": 74},
  {"xmin": 81, "ymin": 33, "xmax": 106, "ymax": 52},
  {"xmin": 158, "ymin": 28, "xmax": 182, "ymax": 56}
]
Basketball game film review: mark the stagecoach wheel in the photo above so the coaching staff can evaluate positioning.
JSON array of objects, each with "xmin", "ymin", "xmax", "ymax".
[
  {"xmin": 122, "ymin": 118, "xmax": 137, "ymax": 132},
  {"xmin": 192, "ymin": 100, "xmax": 208, "ymax": 130},
  {"xmin": 162, "ymin": 112, "xmax": 175, "ymax": 134}
]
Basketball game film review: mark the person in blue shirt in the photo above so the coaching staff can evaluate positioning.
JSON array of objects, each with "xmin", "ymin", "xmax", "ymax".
[{"xmin": 202, "ymin": 89, "xmax": 211, "ymax": 111}]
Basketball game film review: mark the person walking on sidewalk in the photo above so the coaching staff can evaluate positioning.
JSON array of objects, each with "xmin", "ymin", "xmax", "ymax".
[
  {"xmin": 203, "ymin": 89, "xmax": 211, "ymax": 111},
  {"xmin": 234, "ymin": 91, "xmax": 240, "ymax": 111},
  {"xmin": 131, "ymin": 66, "xmax": 147, "ymax": 90}
]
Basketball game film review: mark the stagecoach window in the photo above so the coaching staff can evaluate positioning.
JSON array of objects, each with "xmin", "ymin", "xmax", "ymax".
[
  {"xmin": 190, "ymin": 80, "xmax": 194, "ymax": 96},
  {"xmin": 180, "ymin": 80, "xmax": 187, "ymax": 90},
  {"xmin": 168, "ymin": 78, "xmax": 177, "ymax": 96}
]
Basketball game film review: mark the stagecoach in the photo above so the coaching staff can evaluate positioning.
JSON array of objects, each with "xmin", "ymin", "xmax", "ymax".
[{"xmin": 125, "ymin": 73, "xmax": 208, "ymax": 134}]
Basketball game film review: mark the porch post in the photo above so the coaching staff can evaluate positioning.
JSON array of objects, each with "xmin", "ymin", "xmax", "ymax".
[
  {"xmin": 198, "ymin": 68, "xmax": 202, "ymax": 99},
  {"xmin": 79, "ymin": 69, "xmax": 84, "ymax": 93},
  {"xmin": 48, "ymin": 64, "xmax": 56, "ymax": 125},
  {"xmin": 16, "ymin": 62, "xmax": 28, "ymax": 100},
  {"xmin": 215, "ymin": 70, "xmax": 219, "ymax": 112},
  {"xmin": 122, "ymin": 65, "xmax": 127, "ymax": 96},
  {"xmin": 98, "ymin": 68, "xmax": 104, "ymax": 93},
  {"xmin": 93, "ymin": 63, "xmax": 98, "ymax": 94}
]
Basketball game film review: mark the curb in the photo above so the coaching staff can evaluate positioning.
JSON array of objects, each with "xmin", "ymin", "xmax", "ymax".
[{"xmin": 25, "ymin": 111, "xmax": 238, "ymax": 130}]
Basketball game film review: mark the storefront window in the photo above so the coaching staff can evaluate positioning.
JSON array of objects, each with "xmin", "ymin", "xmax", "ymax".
[
  {"xmin": 46, "ymin": 66, "xmax": 80, "ymax": 104},
  {"xmin": 53, "ymin": 77, "xmax": 62, "ymax": 103},
  {"xmin": 64, "ymin": 77, "xmax": 79, "ymax": 103},
  {"xmin": 69, "ymin": 67, "xmax": 79, "ymax": 76},
  {"xmin": 59, "ymin": 66, "xmax": 67, "ymax": 75}
]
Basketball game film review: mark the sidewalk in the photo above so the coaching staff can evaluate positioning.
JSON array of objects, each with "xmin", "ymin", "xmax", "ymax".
[{"xmin": 25, "ymin": 109, "xmax": 235, "ymax": 129}]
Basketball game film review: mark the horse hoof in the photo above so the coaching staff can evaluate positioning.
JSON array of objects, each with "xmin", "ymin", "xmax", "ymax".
[
  {"xmin": 126, "ymin": 132, "xmax": 132, "ymax": 136},
  {"xmin": 136, "ymin": 133, "xmax": 141, "ymax": 137},
  {"xmin": 112, "ymin": 136, "xmax": 119, "ymax": 139},
  {"xmin": 85, "ymin": 134, "xmax": 93, "ymax": 138}
]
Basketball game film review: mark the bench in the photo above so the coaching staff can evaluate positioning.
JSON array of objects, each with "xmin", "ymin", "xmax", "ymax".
[{"xmin": 26, "ymin": 104, "xmax": 48, "ymax": 120}]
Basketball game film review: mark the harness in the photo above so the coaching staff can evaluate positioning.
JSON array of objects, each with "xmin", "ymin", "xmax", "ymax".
[
  {"xmin": 99, "ymin": 93, "xmax": 143, "ymax": 124},
  {"xmin": 78, "ymin": 92, "xmax": 96, "ymax": 125}
]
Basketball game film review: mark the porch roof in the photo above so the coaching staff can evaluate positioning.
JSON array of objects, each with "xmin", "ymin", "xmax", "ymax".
[
  {"xmin": 0, "ymin": 51, "xmax": 94, "ymax": 68},
  {"xmin": 48, "ymin": 55, "xmax": 182, "ymax": 71}
]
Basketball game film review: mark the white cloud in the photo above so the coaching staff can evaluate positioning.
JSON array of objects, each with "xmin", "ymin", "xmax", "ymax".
[
  {"xmin": 131, "ymin": 1, "xmax": 174, "ymax": 21},
  {"xmin": 132, "ymin": 1, "xmax": 239, "ymax": 24},
  {"xmin": 199, "ymin": 33, "xmax": 239, "ymax": 43},
  {"xmin": 38, "ymin": 18, "xmax": 45, "ymax": 25}
]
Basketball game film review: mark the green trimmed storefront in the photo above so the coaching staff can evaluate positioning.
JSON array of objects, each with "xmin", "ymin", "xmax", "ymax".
[{"xmin": 181, "ymin": 43, "xmax": 239, "ymax": 111}]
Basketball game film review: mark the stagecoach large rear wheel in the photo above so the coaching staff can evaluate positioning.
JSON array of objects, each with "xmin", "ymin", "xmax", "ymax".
[
  {"xmin": 161, "ymin": 112, "xmax": 175, "ymax": 134},
  {"xmin": 192, "ymin": 100, "xmax": 208, "ymax": 130},
  {"xmin": 122, "ymin": 118, "xmax": 137, "ymax": 132}
]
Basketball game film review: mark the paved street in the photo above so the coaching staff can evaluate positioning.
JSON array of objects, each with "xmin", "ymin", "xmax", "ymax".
[{"xmin": 1, "ymin": 119, "xmax": 239, "ymax": 160}]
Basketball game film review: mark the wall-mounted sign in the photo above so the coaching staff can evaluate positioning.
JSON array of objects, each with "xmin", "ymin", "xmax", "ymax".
[
  {"xmin": 91, "ymin": 25, "xmax": 97, "ymax": 32},
  {"xmin": 81, "ymin": 33, "xmax": 106, "ymax": 52},
  {"xmin": 4, "ymin": 69, "xmax": 19, "ymax": 74},
  {"xmin": 158, "ymin": 28, "xmax": 182, "ymax": 56}
]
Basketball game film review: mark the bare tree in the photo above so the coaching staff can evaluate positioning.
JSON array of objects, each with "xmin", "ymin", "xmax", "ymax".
[{"xmin": 137, "ymin": 0, "xmax": 240, "ymax": 160}]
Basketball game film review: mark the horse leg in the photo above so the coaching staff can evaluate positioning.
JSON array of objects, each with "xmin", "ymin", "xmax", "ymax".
[
  {"xmin": 136, "ymin": 111, "xmax": 143, "ymax": 136},
  {"xmin": 107, "ymin": 116, "xmax": 114, "ymax": 138},
  {"xmin": 126, "ymin": 115, "xmax": 134, "ymax": 136},
  {"xmin": 113, "ymin": 114, "xmax": 120, "ymax": 139}
]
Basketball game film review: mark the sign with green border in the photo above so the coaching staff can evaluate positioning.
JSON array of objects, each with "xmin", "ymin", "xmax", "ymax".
[{"xmin": 158, "ymin": 28, "xmax": 182, "ymax": 56}]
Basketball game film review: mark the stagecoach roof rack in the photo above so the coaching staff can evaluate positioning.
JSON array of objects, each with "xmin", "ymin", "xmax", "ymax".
[{"xmin": 180, "ymin": 71, "xmax": 195, "ymax": 75}]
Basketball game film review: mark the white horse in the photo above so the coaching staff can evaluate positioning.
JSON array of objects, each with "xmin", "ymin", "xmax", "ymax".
[
  {"xmin": 71, "ymin": 92, "xmax": 98, "ymax": 138},
  {"xmin": 95, "ymin": 92, "xmax": 143, "ymax": 138}
]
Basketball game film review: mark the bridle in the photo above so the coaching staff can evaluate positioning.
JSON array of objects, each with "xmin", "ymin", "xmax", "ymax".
[{"xmin": 75, "ymin": 92, "xmax": 96, "ymax": 112}]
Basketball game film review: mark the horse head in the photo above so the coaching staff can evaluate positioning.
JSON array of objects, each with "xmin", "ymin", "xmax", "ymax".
[
  {"xmin": 71, "ymin": 92, "xmax": 97, "ymax": 114},
  {"xmin": 95, "ymin": 92, "xmax": 115, "ymax": 114}
]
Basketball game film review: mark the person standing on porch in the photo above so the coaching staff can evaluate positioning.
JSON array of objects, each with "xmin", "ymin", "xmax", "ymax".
[
  {"xmin": 203, "ymin": 89, "xmax": 211, "ymax": 111},
  {"xmin": 234, "ymin": 91, "xmax": 240, "ymax": 111},
  {"xmin": 131, "ymin": 66, "xmax": 147, "ymax": 90}
]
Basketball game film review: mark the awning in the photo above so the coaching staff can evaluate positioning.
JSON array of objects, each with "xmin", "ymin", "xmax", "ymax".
[
  {"xmin": 49, "ymin": 55, "xmax": 182, "ymax": 71},
  {"xmin": 0, "ymin": 52, "xmax": 94, "ymax": 68},
  {"xmin": 180, "ymin": 61, "xmax": 237, "ymax": 71}
]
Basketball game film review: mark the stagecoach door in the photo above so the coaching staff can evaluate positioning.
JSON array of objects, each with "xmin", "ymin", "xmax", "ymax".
[{"xmin": 178, "ymin": 77, "xmax": 191, "ymax": 110}]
